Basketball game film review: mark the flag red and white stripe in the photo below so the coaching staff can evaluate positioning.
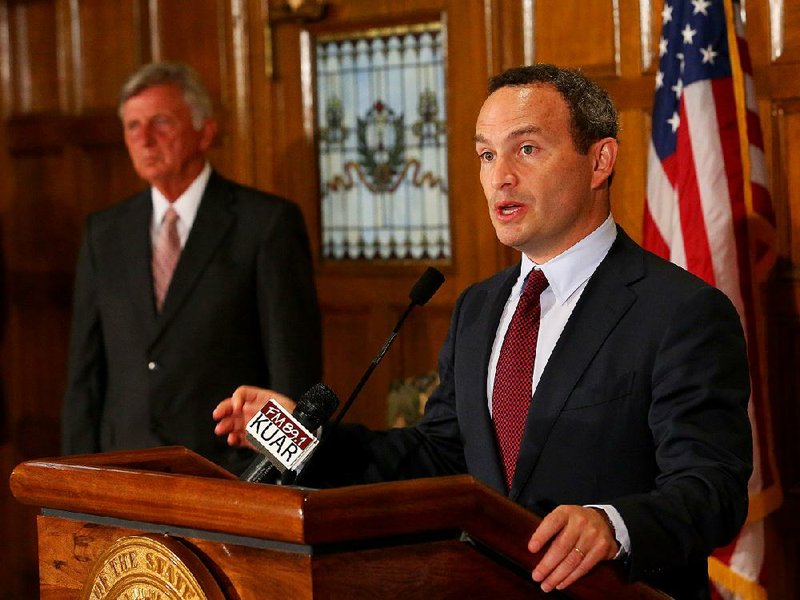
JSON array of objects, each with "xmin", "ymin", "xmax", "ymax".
[{"xmin": 643, "ymin": 1, "xmax": 781, "ymax": 598}]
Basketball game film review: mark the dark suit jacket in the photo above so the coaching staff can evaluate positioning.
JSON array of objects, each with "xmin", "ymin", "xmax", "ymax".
[
  {"xmin": 62, "ymin": 171, "xmax": 322, "ymax": 474},
  {"xmin": 301, "ymin": 228, "xmax": 752, "ymax": 599}
]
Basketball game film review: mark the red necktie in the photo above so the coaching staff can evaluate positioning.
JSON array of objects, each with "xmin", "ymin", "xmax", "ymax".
[
  {"xmin": 492, "ymin": 269, "xmax": 549, "ymax": 489},
  {"xmin": 152, "ymin": 207, "xmax": 181, "ymax": 312}
]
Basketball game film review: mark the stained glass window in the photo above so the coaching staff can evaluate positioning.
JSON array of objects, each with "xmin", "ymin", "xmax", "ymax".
[{"xmin": 316, "ymin": 22, "xmax": 450, "ymax": 260}]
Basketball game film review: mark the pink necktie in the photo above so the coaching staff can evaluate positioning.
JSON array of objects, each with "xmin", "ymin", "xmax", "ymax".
[
  {"xmin": 492, "ymin": 269, "xmax": 549, "ymax": 489},
  {"xmin": 152, "ymin": 207, "xmax": 181, "ymax": 312}
]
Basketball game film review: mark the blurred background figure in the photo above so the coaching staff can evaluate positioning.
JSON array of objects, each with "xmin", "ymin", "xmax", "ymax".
[{"xmin": 61, "ymin": 62, "xmax": 321, "ymax": 474}]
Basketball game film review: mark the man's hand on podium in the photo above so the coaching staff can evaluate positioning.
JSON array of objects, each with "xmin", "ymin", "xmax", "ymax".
[{"xmin": 528, "ymin": 504, "xmax": 619, "ymax": 592}]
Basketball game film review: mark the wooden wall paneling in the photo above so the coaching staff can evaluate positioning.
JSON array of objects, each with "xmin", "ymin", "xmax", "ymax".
[
  {"xmin": 764, "ymin": 272, "xmax": 800, "ymax": 600},
  {"xmin": 4, "ymin": 148, "xmax": 74, "ymax": 430},
  {"xmin": 151, "ymin": 0, "xmax": 255, "ymax": 185},
  {"xmin": 607, "ymin": 0, "xmax": 656, "ymax": 243},
  {"xmin": 740, "ymin": 0, "xmax": 773, "ymax": 65},
  {"xmin": 620, "ymin": 0, "xmax": 655, "ymax": 75},
  {"xmin": 776, "ymin": 101, "xmax": 800, "ymax": 265},
  {"xmin": 247, "ymin": 0, "xmax": 279, "ymax": 192},
  {"xmin": 773, "ymin": 0, "xmax": 800, "ymax": 64},
  {"xmin": 74, "ymin": 0, "xmax": 141, "ymax": 111},
  {"xmin": 610, "ymin": 109, "xmax": 648, "ymax": 241},
  {"xmin": 75, "ymin": 143, "xmax": 142, "ymax": 215},
  {"xmin": 484, "ymin": 0, "xmax": 526, "ymax": 74},
  {"xmin": 320, "ymin": 305, "xmax": 383, "ymax": 426},
  {"xmin": 151, "ymin": 0, "xmax": 225, "ymax": 77},
  {"xmin": 770, "ymin": 95, "xmax": 800, "ymax": 491},
  {"xmin": 395, "ymin": 302, "xmax": 452, "ymax": 380},
  {"xmin": 752, "ymin": 1, "xmax": 800, "ymax": 99},
  {"xmin": 743, "ymin": 3, "xmax": 799, "ymax": 599},
  {"xmin": 647, "ymin": 0, "xmax": 665, "ymax": 67},
  {"xmin": 1, "ymin": 141, "xmax": 77, "ymax": 597},
  {"xmin": 771, "ymin": 101, "xmax": 790, "ymax": 261},
  {"xmin": 534, "ymin": 0, "xmax": 620, "ymax": 76},
  {"xmin": 6, "ymin": 150, "xmax": 75, "ymax": 272},
  {"xmin": 0, "ymin": 3, "xmax": 9, "ymax": 117},
  {"xmin": 260, "ymin": 18, "xmax": 315, "ymax": 227},
  {"xmin": 223, "ymin": 0, "xmax": 256, "ymax": 184},
  {"xmin": 6, "ymin": 0, "xmax": 60, "ymax": 114}
]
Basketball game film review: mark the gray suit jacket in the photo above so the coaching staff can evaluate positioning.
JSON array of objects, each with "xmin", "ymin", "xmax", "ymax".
[
  {"xmin": 302, "ymin": 228, "xmax": 752, "ymax": 599},
  {"xmin": 62, "ymin": 171, "xmax": 322, "ymax": 474}
]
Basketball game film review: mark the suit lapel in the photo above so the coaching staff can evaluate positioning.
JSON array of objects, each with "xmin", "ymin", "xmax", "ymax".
[
  {"xmin": 151, "ymin": 172, "xmax": 235, "ymax": 343},
  {"xmin": 509, "ymin": 231, "xmax": 644, "ymax": 500},
  {"xmin": 119, "ymin": 191, "xmax": 159, "ymax": 334}
]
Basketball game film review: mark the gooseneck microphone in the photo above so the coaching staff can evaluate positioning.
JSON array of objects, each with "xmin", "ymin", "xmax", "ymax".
[
  {"xmin": 328, "ymin": 266, "xmax": 445, "ymax": 431},
  {"xmin": 239, "ymin": 382, "xmax": 339, "ymax": 483}
]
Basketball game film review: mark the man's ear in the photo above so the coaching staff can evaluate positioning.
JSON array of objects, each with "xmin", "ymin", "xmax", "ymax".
[
  {"xmin": 199, "ymin": 118, "xmax": 218, "ymax": 151},
  {"xmin": 590, "ymin": 138, "xmax": 618, "ymax": 189}
]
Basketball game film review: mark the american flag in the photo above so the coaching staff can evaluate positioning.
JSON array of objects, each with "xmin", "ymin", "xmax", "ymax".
[{"xmin": 643, "ymin": 1, "xmax": 781, "ymax": 598}]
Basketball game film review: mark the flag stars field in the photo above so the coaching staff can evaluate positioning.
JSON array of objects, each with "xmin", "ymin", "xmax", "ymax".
[
  {"xmin": 692, "ymin": 0, "xmax": 712, "ymax": 15},
  {"xmin": 701, "ymin": 44, "xmax": 718, "ymax": 64}
]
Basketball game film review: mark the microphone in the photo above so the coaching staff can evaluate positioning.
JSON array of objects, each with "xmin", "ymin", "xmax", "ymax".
[
  {"xmin": 290, "ymin": 268, "xmax": 444, "ymax": 487},
  {"xmin": 239, "ymin": 382, "xmax": 339, "ymax": 483},
  {"xmin": 409, "ymin": 267, "xmax": 446, "ymax": 306},
  {"xmin": 326, "ymin": 267, "xmax": 444, "ymax": 433}
]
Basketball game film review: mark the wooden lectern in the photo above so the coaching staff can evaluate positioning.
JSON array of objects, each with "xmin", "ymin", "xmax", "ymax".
[{"xmin": 10, "ymin": 447, "xmax": 669, "ymax": 599}]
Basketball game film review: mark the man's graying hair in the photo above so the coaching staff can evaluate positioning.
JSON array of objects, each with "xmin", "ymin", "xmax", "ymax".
[
  {"xmin": 488, "ymin": 64, "xmax": 619, "ymax": 154},
  {"xmin": 118, "ymin": 62, "xmax": 213, "ymax": 130}
]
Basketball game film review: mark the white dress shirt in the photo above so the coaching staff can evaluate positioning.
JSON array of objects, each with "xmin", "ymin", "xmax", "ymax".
[
  {"xmin": 486, "ymin": 214, "xmax": 630, "ymax": 556},
  {"xmin": 150, "ymin": 162, "xmax": 211, "ymax": 247}
]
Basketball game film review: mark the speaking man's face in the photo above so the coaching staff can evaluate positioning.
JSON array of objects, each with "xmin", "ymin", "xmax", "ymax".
[{"xmin": 474, "ymin": 84, "xmax": 614, "ymax": 263}]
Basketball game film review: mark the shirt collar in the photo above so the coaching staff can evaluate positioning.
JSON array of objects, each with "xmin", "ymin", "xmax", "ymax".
[
  {"xmin": 520, "ymin": 215, "xmax": 617, "ymax": 305},
  {"xmin": 151, "ymin": 162, "xmax": 211, "ymax": 229}
]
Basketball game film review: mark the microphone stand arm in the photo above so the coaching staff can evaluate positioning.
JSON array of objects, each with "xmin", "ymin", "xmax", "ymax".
[{"xmin": 328, "ymin": 303, "xmax": 415, "ymax": 430}]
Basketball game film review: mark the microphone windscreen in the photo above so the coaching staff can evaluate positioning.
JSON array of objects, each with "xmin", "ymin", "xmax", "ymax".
[
  {"xmin": 409, "ymin": 267, "xmax": 445, "ymax": 306},
  {"xmin": 292, "ymin": 382, "xmax": 340, "ymax": 430}
]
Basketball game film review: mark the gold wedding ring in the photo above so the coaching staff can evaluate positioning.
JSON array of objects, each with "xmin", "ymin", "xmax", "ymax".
[{"xmin": 573, "ymin": 546, "xmax": 585, "ymax": 558}]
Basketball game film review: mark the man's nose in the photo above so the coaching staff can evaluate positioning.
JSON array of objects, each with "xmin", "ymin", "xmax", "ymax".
[
  {"xmin": 141, "ymin": 123, "xmax": 156, "ymax": 145},
  {"xmin": 491, "ymin": 155, "xmax": 518, "ymax": 190}
]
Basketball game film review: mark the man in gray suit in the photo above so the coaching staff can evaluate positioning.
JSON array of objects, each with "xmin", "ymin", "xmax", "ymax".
[
  {"xmin": 62, "ymin": 62, "xmax": 321, "ymax": 475},
  {"xmin": 213, "ymin": 65, "xmax": 752, "ymax": 598}
]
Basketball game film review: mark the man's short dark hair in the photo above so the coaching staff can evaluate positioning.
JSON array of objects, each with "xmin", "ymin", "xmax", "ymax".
[{"xmin": 488, "ymin": 64, "xmax": 619, "ymax": 154}]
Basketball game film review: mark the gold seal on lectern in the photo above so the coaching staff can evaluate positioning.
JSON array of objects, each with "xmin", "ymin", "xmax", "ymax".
[{"xmin": 81, "ymin": 535, "xmax": 225, "ymax": 600}]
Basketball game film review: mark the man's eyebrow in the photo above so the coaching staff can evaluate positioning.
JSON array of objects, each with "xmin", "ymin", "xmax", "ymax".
[
  {"xmin": 508, "ymin": 126, "xmax": 542, "ymax": 139},
  {"xmin": 473, "ymin": 126, "xmax": 542, "ymax": 145}
]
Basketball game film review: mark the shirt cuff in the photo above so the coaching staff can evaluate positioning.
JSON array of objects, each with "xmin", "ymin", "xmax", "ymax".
[{"xmin": 586, "ymin": 504, "xmax": 630, "ymax": 559}]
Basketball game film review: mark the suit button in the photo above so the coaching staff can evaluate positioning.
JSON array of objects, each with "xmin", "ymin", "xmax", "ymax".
[{"xmin": 148, "ymin": 361, "xmax": 158, "ymax": 371}]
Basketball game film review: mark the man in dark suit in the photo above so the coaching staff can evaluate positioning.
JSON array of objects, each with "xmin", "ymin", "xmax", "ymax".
[
  {"xmin": 62, "ymin": 62, "xmax": 321, "ymax": 475},
  {"xmin": 213, "ymin": 65, "xmax": 751, "ymax": 598}
]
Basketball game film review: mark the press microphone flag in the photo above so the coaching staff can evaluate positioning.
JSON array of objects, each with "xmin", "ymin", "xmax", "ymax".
[
  {"xmin": 245, "ymin": 400, "xmax": 320, "ymax": 473},
  {"xmin": 240, "ymin": 382, "xmax": 339, "ymax": 482}
]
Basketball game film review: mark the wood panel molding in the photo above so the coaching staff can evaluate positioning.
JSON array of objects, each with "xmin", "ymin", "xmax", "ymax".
[{"xmin": 5, "ymin": 112, "xmax": 122, "ymax": 152}]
